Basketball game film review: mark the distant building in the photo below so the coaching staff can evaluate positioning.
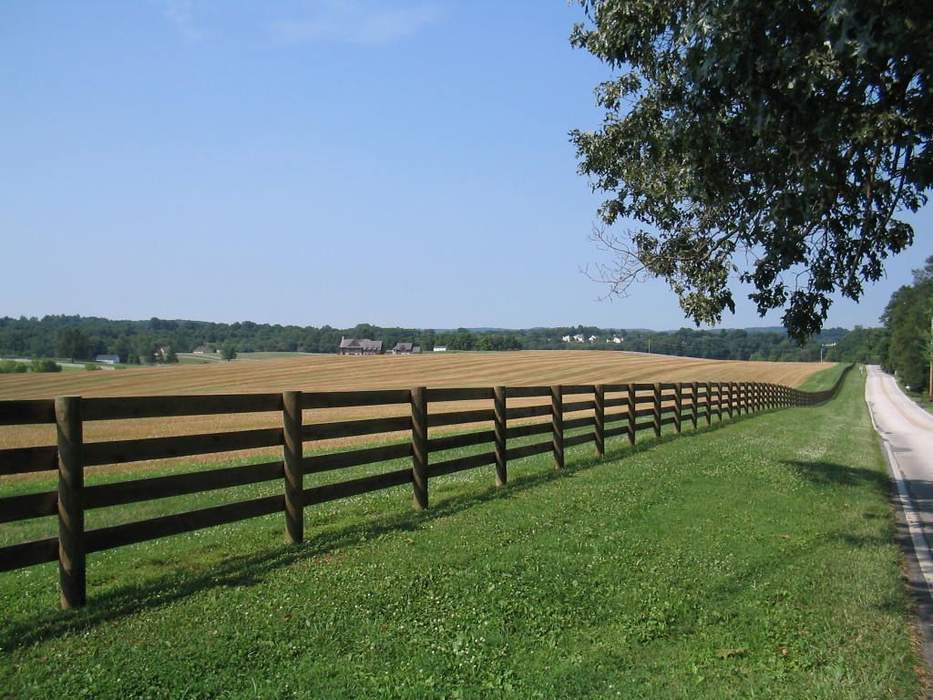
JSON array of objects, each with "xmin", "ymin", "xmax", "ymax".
[
  {"xmin": 338, "ymin": 337, "xmax": 383, "ymax": 356},
  {"xmin": 588, "ymin": 335, "xmax": 599, "ymax": 343},
  {"xmin": 433, "ymin": 345, "xmax": 448, "ymax": 352},
  {"xmin": 610, "ymin": 336, "xmax": 624, "ymax": 344},
  {"xmin": 192, "ymin": 345, "xmax": 214, "ymax": 355},
  {"xmin": 391, "ymin": 342, "xmax": 421, "ymax": 355},
  {"xmin": 95, "ymin": 354, "xmax": 120, "ymax": 365},
  {"xmin": 561, "ymin": 335, "xmax": 572, "ymax": 343},
  {"xmin": 573, "ymin": 334, "xmax": 586, "ymax": 343}
]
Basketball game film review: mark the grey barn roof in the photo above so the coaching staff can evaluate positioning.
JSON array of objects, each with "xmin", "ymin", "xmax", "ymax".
[{"xmin": 339, "ymin": 338, "xmax": 383, "ymax": 351}]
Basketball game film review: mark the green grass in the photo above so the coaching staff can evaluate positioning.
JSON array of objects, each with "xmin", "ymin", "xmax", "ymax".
[
  {"xmin": 0, "ymin": 371, "xmax": 920, "ymax": 698},
  {"xmin": 797, "ymin": 363, "xmax": 849, "ymax": 392}
]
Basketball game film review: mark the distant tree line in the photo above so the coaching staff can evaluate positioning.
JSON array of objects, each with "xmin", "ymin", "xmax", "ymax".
[{"xmin": 0, "ymin": 315, "xmax": 882, "ymax": 364}]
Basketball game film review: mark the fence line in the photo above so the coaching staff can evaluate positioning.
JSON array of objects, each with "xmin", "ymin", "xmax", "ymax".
[{"xmin": 0, "ymin": 365, "xmax": 852, "ymax": 609}]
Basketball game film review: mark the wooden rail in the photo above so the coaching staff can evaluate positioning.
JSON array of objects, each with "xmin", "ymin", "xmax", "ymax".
[{"xmin": 0, "ymin": 365, "xmax": 852, "ymax": 609}]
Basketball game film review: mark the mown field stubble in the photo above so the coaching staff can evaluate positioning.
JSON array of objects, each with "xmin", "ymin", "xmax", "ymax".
[
  {"xmin": 0, "ymin": 365, "xmax": 921, "ymax": 697},
  {"xmin": 0, "ymin": 350, "xmax": 826, "ymax": 454}
]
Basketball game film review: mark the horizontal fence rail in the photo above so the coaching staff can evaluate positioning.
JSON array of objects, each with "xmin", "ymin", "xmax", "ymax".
[{"xmin": 0, "ymin": 365, "xmax": 852, "ymax": 609}]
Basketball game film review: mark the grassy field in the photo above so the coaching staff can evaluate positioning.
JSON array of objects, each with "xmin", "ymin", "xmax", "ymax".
[{"xmin": 0, "ymin": 366, "xmax": 922, "ymax": 697}]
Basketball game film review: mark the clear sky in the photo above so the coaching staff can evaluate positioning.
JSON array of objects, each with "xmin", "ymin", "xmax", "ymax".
[{"xmin": 1, "ymin": 1, "xmax": 928, "ymax": 331}]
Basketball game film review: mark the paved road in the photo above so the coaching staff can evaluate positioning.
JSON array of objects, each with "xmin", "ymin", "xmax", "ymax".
[{"xmin": 865, "ymin": 365, "xmax": 933, "ymax": 600}]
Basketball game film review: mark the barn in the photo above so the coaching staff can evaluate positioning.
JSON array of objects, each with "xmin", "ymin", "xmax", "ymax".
[
  {"xmin": 390, "ymin": 342, "xmax": 421, "ymax": 355},
  {"xmin": 338, "ymin": 338, "xmax": 384, "ymax": 356}
]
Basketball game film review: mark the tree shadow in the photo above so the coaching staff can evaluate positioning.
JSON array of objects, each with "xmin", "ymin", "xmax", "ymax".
[{"xmin": 782, "ymin": 459, "xmax": 892, "ymax": 495}]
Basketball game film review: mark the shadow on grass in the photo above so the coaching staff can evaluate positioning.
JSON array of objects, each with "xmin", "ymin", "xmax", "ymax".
[
  {"xmin": 0, "ymin": 408, "xmax": 809, "ymax": 650},
  {"xmin": 783, "ymin": 459, "xmax": 891, "ymax": 494}
]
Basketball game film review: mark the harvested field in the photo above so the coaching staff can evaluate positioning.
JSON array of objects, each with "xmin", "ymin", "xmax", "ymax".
[{"xmin": 0, "ymin": 351, "xmax": 829, "ymax": 475}]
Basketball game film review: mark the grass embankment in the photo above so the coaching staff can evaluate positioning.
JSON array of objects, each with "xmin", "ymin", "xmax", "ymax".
[
  {"xmin": 0, "ymin": 368, "xmax": 920, "ymax": 697},
  {"xmin": 897, "ymin": 380, "xmax": 933, "ymax": 415}
]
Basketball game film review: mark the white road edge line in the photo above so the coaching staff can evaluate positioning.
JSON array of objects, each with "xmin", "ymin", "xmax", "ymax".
[{"xmin": 865, "ymin": 376, "xmax": 933, "ymax": 597}]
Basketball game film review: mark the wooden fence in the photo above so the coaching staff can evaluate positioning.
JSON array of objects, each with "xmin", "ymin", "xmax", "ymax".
[{"xmin": 0, "ymin": 365, "xmax": 851, "ymax": 609}]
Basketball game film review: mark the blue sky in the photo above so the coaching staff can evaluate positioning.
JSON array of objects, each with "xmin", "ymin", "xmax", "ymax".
[{"xmin": 1, "ymin": 1, "xmax": 928, "ymax": 330}]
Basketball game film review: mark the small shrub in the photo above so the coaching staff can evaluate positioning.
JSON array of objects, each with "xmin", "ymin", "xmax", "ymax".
[
  {"xmin": 85, "ymin": 363, "xmax": 102, "ymax": 371},
  {"xmin": 0, "ymin": 360, "xmax": 28, "ymax": 373},
  {"xmin": 30, "ymin": 358, "xmax": 62, "ymax": 373}
]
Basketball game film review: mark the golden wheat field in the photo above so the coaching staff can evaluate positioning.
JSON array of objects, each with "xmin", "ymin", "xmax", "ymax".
[{"xmin": 0, "ymin": 351, "xmax": 829, "ymax": 475}]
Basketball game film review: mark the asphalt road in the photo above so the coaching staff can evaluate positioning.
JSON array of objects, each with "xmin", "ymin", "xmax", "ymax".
[{"xmin": 865, "ymin": 366, "xmax": 932, "ymax": 668}]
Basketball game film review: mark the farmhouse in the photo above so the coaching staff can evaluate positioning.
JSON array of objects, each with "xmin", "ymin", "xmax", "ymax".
[
  {"xmin": 390, "ymin": 342, "xmax": 421, "ymax": 355},
  {"xmin": 433, "ymin": 345, "xmax": 448, "ymax": 352},
  {"xmin": 94, "ymin": 354, "xmax": 120, "ymax": 364},
  {"xmin": 338, "ymin": 338, "xmax": 383, "ymax": 355},
  {"xmin": 192, "ymin": 345, "xmax": 214, "ymax": 354}
]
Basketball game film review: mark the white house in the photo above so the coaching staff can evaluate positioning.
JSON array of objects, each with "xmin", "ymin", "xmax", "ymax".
[
  {"xmin": 433, "ymin": 345, "xmax": 448, "ymax": 352},
  {"xmin": 95, "ymin": 354, "xmax": 120, "ymax": 365},
  {"xmin": 561, "ymin": 335, "xmax": 572, "ymax": 343},
  {"xmin": 572, "ymin": 334, "xmax": 586, "ymax": 343},
  {"xmin": 587, "ymin": 335, "xmax": 599, "ymax": 343},
  {"xmin": 609, "ymin": 336, "xmax": 624, "ymax": 344}
]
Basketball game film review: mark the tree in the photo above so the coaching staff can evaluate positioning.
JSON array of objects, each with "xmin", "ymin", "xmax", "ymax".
[
  {"xmin": 927, "ymin": 317, "xmax": 933, "ymax": 400},
  {"xmin": 221, "ymin": 344, "xmax": 237, "ymax": 361},
  {"xmin": 881, "ymin": 256, "xmax": 933, "ymax": 391},
  {"xmin": 56, "ymin": 328, "xmax": 90, "ymax": 361},
  {"xmin": 30, "ymin": 358, "xmax": 62, "ymax": 373},
  {"xmin": 114, "ymin": 336, "xmax": 133, "ymax": 364},
  {"xmin": 570, "ymin": 0, "xmax": 931, "ymax": 342}
]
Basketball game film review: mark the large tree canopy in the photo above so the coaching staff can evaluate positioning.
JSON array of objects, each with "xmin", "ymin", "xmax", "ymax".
[{"xmin": 571, "ymin": 0, "xmax": 931, "ymax": 341}]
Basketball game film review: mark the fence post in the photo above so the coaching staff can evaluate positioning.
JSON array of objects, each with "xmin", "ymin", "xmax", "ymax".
[
  {"xmin": 674, "ymin": 383, "xmax": 682, "ymax": 434},
  {"xmin": 494, "ymin": 385, "xmax": 507, "ymax": 487},
  {"xmin": 653, "ymin": 383, "xmax": 662, "ymax": 438},
  {"xmin": 282, "ymin": 391, "xmax": 303, "ymax": 544},
  {"xmin": 717, "ymin": 383, "xmax": 724, "ymax": 421},
  {"xmin": 56, "ymin": 396, "xmax": 85, "ymax": 610},
  {"xmin": 594, "ymin": 385, "xmax": 606, "ymax": 457},
  {"xmin": 705, "ymin": 382, "xmax": 712, "ymax": 425},
  {"xmin": 691, "ymin": 382, "xmax": 698, "ymax": 429},
  {"xmin": 627, "ymin": 384, "xmax": 636, "ymax": 446},
  {"xmin": 726, "ymin": 382, "xmax": 734, "ymax": 419},
  {"xmin": 411, "ymin": 386, "xmax": 428, "ymax": 510},
  {"xmin": 551, "ymin": 385, "xmax": 564, "ymax": 470}
]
